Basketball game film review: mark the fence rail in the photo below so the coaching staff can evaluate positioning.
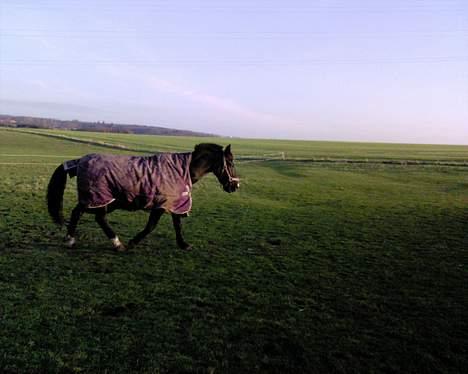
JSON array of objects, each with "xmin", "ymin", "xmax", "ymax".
[{"xmin": 3, "ymin": 128, "xmax": 468, "ymax": 167}]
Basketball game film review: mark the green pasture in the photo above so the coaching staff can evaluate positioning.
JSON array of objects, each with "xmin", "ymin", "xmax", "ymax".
[
  {"xmin": 0, "ymin": 128, "xmax": 467, "ymax": 373},
  {"xmin": 12, "ymin": 127, "xmax": 468, "ymax": 162}
]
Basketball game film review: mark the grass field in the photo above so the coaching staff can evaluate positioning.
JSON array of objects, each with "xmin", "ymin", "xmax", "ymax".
[
  {"xmin": 0, "ymin": 128, "xmax": 467, "ymax": 373},
  {"xmin": 12, "ymin": 127, "xmax": 468, "ymax": 162}
]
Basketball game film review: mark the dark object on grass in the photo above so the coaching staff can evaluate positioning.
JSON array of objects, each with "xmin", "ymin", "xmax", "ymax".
[{"xmin": 47, "ymin": 144, "xmax": 239, "ymax": 251}]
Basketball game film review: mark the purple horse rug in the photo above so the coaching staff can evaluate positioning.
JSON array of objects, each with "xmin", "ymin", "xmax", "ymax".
[{"xmin": 64, "ymin": 153, "xmax": 193, "ymax": 214}]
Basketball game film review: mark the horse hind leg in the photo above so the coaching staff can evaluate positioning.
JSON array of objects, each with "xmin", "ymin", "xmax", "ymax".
[
  {"xmin": 65, "ymin": 204, "xmax": 85, "ymax": 248},
  {"xmin": 128, "ymin": 208, "xmax": 164, "ymax": 249},
  {"xmin": 94, "ymin": 208, "xmax": 125, "ymax": 252}
]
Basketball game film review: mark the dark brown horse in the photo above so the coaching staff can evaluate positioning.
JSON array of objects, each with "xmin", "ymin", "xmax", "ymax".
[{"xmin": 47, "ymin": 144, "xmax": 239, "ymax": 251}]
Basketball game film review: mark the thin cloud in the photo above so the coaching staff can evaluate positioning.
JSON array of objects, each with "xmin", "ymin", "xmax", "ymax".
[{"xmin": 102, "ymin": 65, "xmax": 296, "ymax": 130}]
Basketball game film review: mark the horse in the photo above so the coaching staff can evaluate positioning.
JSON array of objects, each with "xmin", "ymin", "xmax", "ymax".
[{"xmin": 46, "ymin": 143, "xmax": 239, "ymax": 251}]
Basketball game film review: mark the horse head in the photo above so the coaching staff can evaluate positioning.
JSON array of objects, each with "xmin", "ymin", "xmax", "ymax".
[
  {"xmin": 214, "ymin": 144, "xmax": 240, "ymax": 193},
  {"xmin": 191, "ymin": 143, "xmax": 240, "ymax": 192}
]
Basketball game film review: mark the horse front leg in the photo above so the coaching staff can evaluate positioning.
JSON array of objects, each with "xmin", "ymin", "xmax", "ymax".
[
  {"xmin": 128, "ymin": 208, "xmax": 165, "ymax": 249},
  {"xmin": 94, "ymin": 208, "xmax": 125, "ymax": 252},
  {"xmin": 65, "ymin": 204, "xmax": 85, "ymax": 248},
  {"xmin": 171, "ymin": 213, "xmax": 192, "ymax": 250}
]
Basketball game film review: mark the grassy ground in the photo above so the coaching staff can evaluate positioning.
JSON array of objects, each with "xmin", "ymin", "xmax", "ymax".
[
  {"xmin": 12, "ymin": 127, "xmax": 468, "ymax": 162},
  {"xmin": 0, "ymin": 129, "xmax": 467, "ymax": 373}
]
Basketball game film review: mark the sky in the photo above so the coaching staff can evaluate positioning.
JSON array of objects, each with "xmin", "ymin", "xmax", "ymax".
[{"xmin": 0, "ymin": 0, "xmax": 467, "ymax": 144}]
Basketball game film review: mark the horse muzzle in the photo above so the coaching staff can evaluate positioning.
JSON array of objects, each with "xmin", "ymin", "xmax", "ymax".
[{"xmin": 223, "ymin": 179, "xmax": 240, "ymax": 193}]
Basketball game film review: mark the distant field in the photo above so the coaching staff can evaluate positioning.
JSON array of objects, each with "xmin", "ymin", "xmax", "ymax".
[
  {"xmin": 0, "ymin": 129, "xmax": 137, "ymax": 164},
  {"xmin": 10, "ymin": 127, "xmax": 468, "ymax": 162},
  {"xmin": 0, "ymin": 128, "xmax": 467, "ymax": 373}
]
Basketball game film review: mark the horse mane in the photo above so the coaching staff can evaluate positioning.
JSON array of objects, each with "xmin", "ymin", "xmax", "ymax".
[
  {"xmin": 190, "ymin": 143, "xmax": 224, "ymax": 182},
  {"xmin": 193, "ymin": 143, "xmax": 223, "ymax": 154},
  {"xmin": 192, "ymin": 143, "xmax": 223, "ymax": 161}
]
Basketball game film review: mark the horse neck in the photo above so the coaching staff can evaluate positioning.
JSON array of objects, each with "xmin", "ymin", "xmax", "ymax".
[{"xmin": 189, "ymin": 151, "xmax": 217, "ymax": 184}]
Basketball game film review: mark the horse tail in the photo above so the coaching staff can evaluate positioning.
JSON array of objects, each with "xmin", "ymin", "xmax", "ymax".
[{"xmin": 47, "ymin": 163, "xmax": 71, "ymax": 225}]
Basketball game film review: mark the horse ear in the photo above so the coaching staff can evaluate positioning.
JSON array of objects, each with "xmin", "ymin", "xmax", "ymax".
[
  {"xmin": 224, "ymin": 144, "xmax": 233, "ymax": 160},
  {"xmin": 224, "ymin": 144, "xmax": 232, "ymax": 158}
]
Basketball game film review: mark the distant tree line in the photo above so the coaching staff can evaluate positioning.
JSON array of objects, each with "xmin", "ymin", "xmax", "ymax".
[{"xmin": 0, "ymin": 114, "xmax": 215, "ymax": 137}]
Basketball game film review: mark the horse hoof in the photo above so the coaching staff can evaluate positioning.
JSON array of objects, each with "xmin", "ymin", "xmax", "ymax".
[
  {"xmin": 111, "ymin": 237, "xmax": 126, "ymax": 252},
  {"xmin": 178, "ymin": 242, "xmax": 192, "ymax": 251},
  {"xmin": 64, "ymin": 235, "xmax": 76, "ymax": 248},
  {"xmin": 114, "ymin": 244, "xmax": 127, "ymax": 252}
]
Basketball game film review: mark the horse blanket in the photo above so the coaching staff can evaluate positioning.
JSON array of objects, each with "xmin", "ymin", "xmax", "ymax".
[{"xmin": 66, "ymin": 153, "xmax": 193, "ymax": 214}]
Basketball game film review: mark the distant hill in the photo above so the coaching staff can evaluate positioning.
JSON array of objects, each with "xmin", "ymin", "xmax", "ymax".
[{"xmin": 0, "ymin": 114, "xmax": 216, "ymax": 137}]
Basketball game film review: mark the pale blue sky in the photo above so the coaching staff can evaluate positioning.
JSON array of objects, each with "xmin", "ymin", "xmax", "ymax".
[{"xmin": 1, "ymin": 0, "xmax": 467, "ymax": 143}]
